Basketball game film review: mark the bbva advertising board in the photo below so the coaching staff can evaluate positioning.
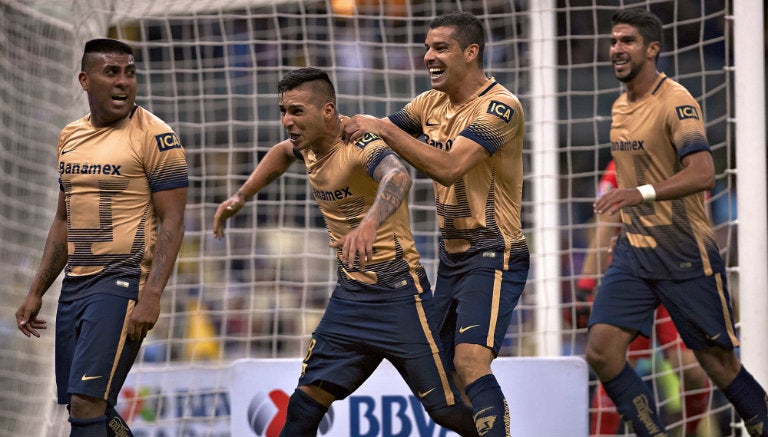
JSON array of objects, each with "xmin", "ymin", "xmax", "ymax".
[{"xmin": 119, "ymin": 357, "xmax": 587, "ymax": 437}]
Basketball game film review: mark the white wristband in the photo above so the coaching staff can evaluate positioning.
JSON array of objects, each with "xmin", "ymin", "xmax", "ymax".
[{"xmin": 637, "ymin": 184, "xmax": 656, "ymax": 202}]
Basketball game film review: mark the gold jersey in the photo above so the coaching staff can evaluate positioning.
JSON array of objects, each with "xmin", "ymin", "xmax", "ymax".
[
  {"xmin": 609, "ymin": 73, "xmax": 723, "ymax": 279},
  {"xmin": 295, "ymin": 128, "xmax": 429, "ymax": 299},
  {"xmin": 57, "ymin": 105, "xmax": 189, "ymax": 300},
  {"xmin": 388, "ymin": 78, "xmax": 528, "ymax": 271}
]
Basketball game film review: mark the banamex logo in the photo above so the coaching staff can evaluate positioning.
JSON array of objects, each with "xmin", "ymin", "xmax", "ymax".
[{"xmin": 248, "ymin": 390, "xmax": 334, "ymax": 436}]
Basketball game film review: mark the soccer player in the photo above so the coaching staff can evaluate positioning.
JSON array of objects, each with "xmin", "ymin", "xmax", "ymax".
[
  {"xmin": 584, "ymin": 8, "xmax": 768, "ymax": 437},
  {"xmin": 15, "ymin": 38, "xmax": 189, "ymax": 437},
  {"xmin": 578, "ymin": 160, "xmax": 710, "ymax": 437},
  {"xmin": 342, "ymin": 11, "xmax": 529, "ymax": 437},
  {"xmin": 212, "ymin": 67, "xmax": 479, "ymax": 437}
]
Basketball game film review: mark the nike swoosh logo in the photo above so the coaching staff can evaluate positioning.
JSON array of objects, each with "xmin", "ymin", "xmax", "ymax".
[
  {"xmin": 81, "ymin": 374, "xmax": 103, "ymax": 381},
  {"xmin": 459, "ymin": 325, "xmax": 480, "ymax": 334},
  {"xmin": 708, "ymin": 333, "xmax": 722, "ymax": 341},
  {"xmin": 418, "ymin": 388, "xmax": 436, "ymax": 398},
  {"xmin": 425, "ymin": 120, "xmax": 439, "ymax": 126},
  {"xmin": 61, "ymin": 148, "xmax": 76, "ymax": 155}
]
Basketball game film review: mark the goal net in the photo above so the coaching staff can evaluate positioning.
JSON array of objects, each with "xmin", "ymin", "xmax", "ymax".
[{"xmin": 0, "ymin": 0, "xmax": 750, "ymax": 436}]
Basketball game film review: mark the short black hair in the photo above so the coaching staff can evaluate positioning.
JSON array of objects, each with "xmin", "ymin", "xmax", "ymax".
[
  {"xmin": 611, "ymin": 8, "xmax": 663, "ymax": 57},
  {"xmin": 81, "ymin": 38, "xmax": 134, "ymax": 72},
  {"xmin": 278, "ymin": 67, "xmax": 336, "ymax": 107},
  {"xmin": 429, "ymin": 11, "xmax": 486, "ymax": 67}
]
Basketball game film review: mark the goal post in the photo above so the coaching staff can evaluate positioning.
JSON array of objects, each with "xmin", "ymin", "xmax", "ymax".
[
  {"xmin": 1, "ymin": 1, "xmax": 762, "ymax": 436},
  {"xmin": 529, "ymin": 0, "xmax": 562, "ymax": 358},
  {"xmin": 734, "ymin": 0, "xmax": 768, "ymax": 390}
]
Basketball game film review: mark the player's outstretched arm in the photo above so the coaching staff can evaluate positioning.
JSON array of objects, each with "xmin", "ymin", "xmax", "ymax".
[
  {"xmin": 212, "ymin": 140, "xmax": 297, "ymax": 239},
  {"xmin": 331, "ymin": 154, "xmax": 411, "ymax": 272},
  {"xmin": 15, "ymin": 191, "xmax": 67, "ymax": 338}
]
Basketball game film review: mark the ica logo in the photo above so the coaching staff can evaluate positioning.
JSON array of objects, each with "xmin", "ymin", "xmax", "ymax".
[
  {"xmin": 355, "ymin": 133, "xmax": 381, "ymax": 149},
  {"xmin": 247, "ymin": 390, "xmax": 334, "ymax": 436},
  {"xmin": 675, "ymin": 105, "xmax": 699, "ymax": 120},
  {"xmin": 155, "ymin": 132, "xmax": 181, "ymax": 152},
  {"xmin": 486, "ymin": 100, "xmax": 513, "ymax": 123}
]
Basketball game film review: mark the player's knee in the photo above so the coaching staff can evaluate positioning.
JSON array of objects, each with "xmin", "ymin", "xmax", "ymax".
[
  {"xmin": 585, "ymin": 342, "xmax": 630, "ymax": 383},
  {"xmin": 453, "ymin": 345, "xmax": 493, "ymax": 385},
  {"xmin": 584, "ymin": 342, "xmax": 606, "ymax": 368},
  {"xmin": 584, "ymin": 329, "xmax": 623, "ymax": 371},
  {"xmin": 69, "ymin": 393, "xmax": 107, "ymax": 419}
]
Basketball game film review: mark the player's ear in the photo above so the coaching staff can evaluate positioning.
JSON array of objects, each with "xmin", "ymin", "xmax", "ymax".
[
  {"xmin": 78, "ymin": 71, "xmax": 88, "ymax": 91},
  {"xmin": 646, "ymin": 41, "xmax": 661, "ymax": 61},
  {"xmin": 323, "ymin": 101, "xmax": 336, "ymax": 120},
  {"xmin": 464, "ymin": 43, "xmax": 480, "ymax": 64}
]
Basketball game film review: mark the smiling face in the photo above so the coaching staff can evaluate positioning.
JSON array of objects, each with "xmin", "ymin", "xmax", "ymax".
[
  {"xmin": 609, "ymin": 23, "xmax": 658, "ymax": 84},
  {"xmin": 79, "ymin": 52, "xmax": 137, "ymax": 127},
  {"xmin": 423, "ymin": 25, "xmax": 475, "ymax": 95}
]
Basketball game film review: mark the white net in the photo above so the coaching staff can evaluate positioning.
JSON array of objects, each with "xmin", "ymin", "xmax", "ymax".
[
  {"xmin": 0, "ymin": 0, "xmax": 749, "ymax": 436},
  {"xmin": 0, "ymin": 2, "xmax": 82, "ymax": 435}
]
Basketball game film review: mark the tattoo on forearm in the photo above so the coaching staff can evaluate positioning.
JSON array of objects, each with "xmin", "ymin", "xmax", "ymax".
[
  {"xmin": 372, "ymin": 170, "xmax": 409, "ymax": 226},
  {"xmin": 147, "ymin": 227, "xmax": 177, "ymax": 287},
  {"xmin": 40, "ymin": 242, "xmax": 67, "ymax": 288}
]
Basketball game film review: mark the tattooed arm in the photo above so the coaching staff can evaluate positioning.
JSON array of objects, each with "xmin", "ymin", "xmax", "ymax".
[
  {"xmin": 16, "ymin": 191, "xmax": 68, "ymax": 338},
  {"xmin": 333, "ymin": 154, "xmax": 412, "ymax": 271},
  {"xmin": 368, "ymin": 154, "xmax": 412, "ymax": 227},
  {"xmin": 128, "ymin": 185, "xmax": 187, "ymax": 341}
]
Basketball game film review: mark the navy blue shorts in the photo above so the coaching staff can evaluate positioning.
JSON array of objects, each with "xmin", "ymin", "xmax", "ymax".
[
  {"xmin": 589, "ymin": 265, "xmax": 739, "ymax": 350},
  {"xmin": 298, "ymin": 289, "xmax": 462, "ymax": 411},
  {"xmin": 55, "ymin": 293, "xmax": 142, "ymax": 406},
  {"xmin": 433, "ymin": 265, "xmax": 527, "ymax": 363}
]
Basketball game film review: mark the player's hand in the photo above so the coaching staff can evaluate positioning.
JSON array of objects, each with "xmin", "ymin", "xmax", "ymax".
[
  {"xmin": 330, "ymin": 219, "xmax": 377, "ymax": 272},
  {"xmin": 341, "ymin": 114, "xmax": 381, "ymax": 145},
  {"xmin": 212, "ymin": 193, "xmax": 246, "ymax": 239},
  {"xmin": 593, "ymin": 187, "xmax": 643, "ymax": 215},
  {"xmin": 128, "ymin": 294, "xmax": 161, "ymax": 341},
  {"xmin": 15, "ymin": 294, "xmax": 47, "ymax": 338}
]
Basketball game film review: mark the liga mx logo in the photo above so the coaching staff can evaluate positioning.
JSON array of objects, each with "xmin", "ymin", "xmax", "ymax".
[{"xmin": 247, "ymin": 390, "xmax": 334, "ymax": 436}]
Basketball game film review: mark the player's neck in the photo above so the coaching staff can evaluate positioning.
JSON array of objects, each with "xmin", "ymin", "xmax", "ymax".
[
  {"xmin": 313, "ymin": 115, "xmax": 343, "ymax": 156},
  {"xmin": 625, "ymin": 70, "xmax": 661, "ymax": 102},
  {"xmin": 447, "ymin": 72, "xmax": 489, "ymax": 106}
]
